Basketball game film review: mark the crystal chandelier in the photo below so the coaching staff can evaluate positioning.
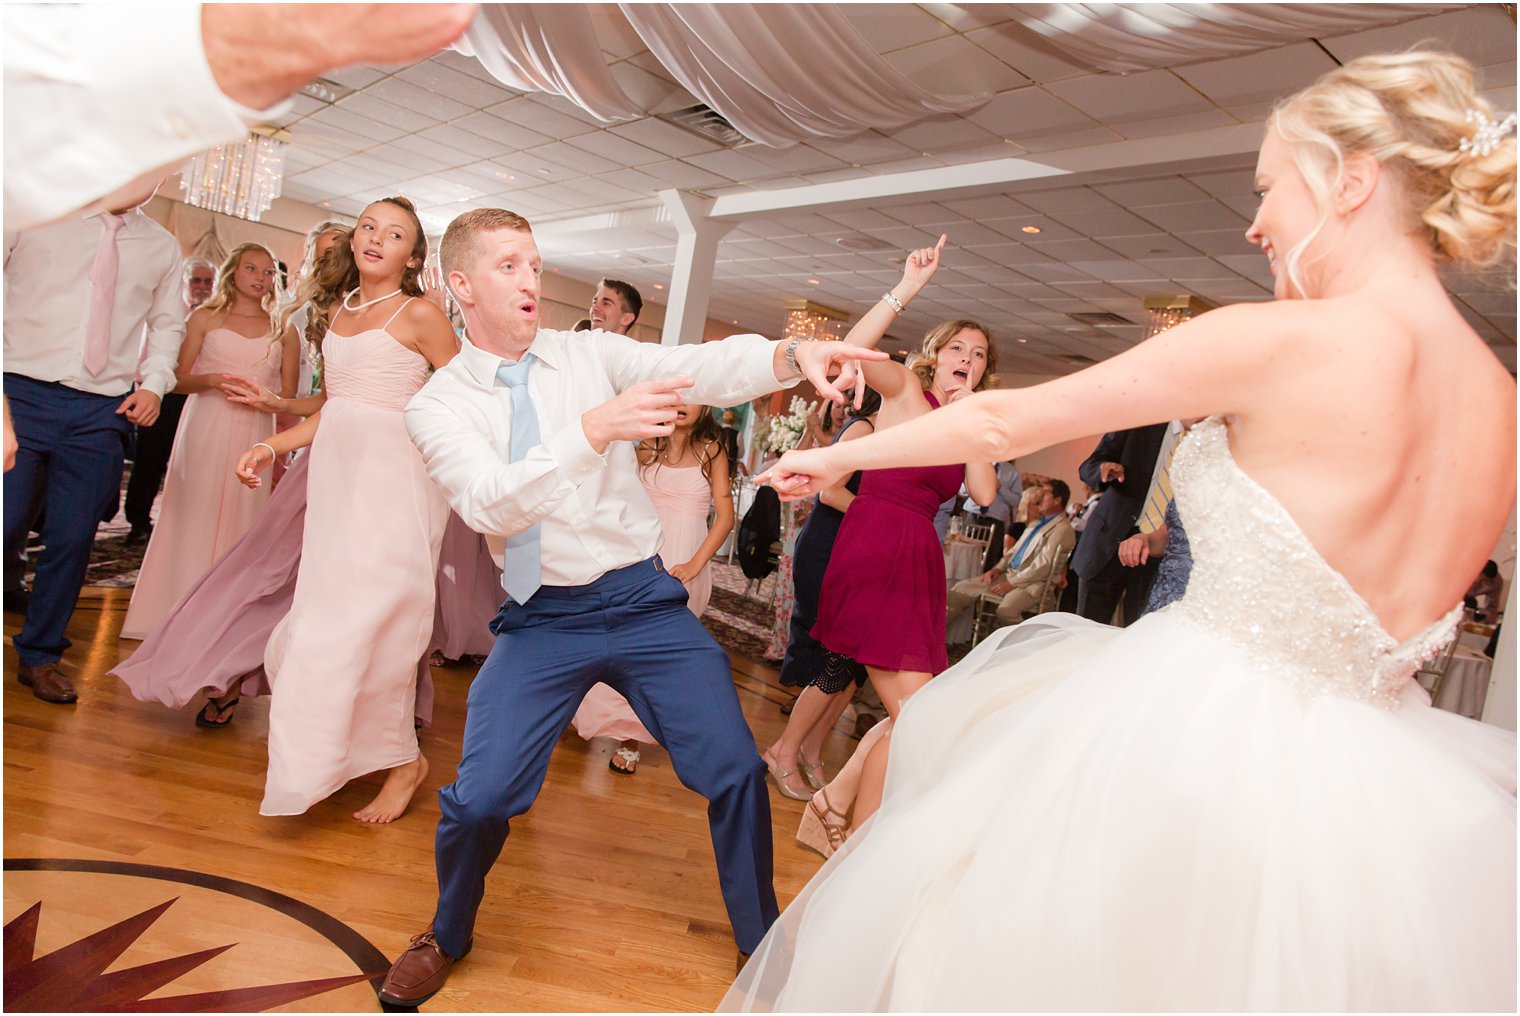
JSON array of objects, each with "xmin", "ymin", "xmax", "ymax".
[
  {"xmin": 179, "ymin": 129, "xmax": 289, "ymax": 222},
  {"xmin": 783, "ymin": 299, "xmax": 849, "ymax": 343},
  {"xmin": 1142, "ymin": 294, "xmax": 1213, "ymax": 339}
]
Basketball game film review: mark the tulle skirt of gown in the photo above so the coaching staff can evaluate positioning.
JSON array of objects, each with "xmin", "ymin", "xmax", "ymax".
[
  {"xmin": 111, "ymin": 451, "xmax": 436, "ymax": 724},
  {"xmin": 260, "ymin": 396, "xmax": 448, "ymax": 815},
  {"xmin": 120, "ymin": 389, "xmax": 273, "ymax": 639},
  {"xmin": 723, "ymin": 612, "xmax": 1516, "ymax": 1012},
  {"xmin": 571, "ymin": 463, "xmax": 714, "ymax": 744},
  {"xmin": 429, "ymin": 510, "xmax": 503, "ymax": 661}
]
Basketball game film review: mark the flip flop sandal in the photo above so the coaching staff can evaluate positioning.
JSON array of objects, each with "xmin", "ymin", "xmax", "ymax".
[
  {"xmin": 609, "ymin": 747, "xmax": 640, "ymax": 775},
  {"xmin": 195, "ymin": 694, "xmax": 240, "ymax": 729}
]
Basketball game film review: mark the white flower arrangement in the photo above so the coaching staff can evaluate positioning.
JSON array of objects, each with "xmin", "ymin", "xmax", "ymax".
[{"xmin": 761, "ymin": 395, "xmax": 815, "ymax": 454}]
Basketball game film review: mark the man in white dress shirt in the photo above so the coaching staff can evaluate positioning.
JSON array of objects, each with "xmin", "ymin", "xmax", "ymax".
[
  {"xmin": 3, "ymin": 200, "xmax": 184, "ymax": 703},
  {"xmin": 382, "ymin": 208, "xmax": 884, "ymax": 1006}
]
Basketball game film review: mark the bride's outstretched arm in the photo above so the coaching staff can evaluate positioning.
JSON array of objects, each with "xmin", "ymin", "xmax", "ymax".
[{"xmin": 760, "ymin": 301, "xmax": 1296, "ymax": 499}]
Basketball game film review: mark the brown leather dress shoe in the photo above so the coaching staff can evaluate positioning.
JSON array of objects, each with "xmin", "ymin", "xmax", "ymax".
[
  {"xmin": 17, "ymin": 662, "xmax": 76, "ymax": 704},
  {"xmin": 377, "ymin": 927, "xmax": 469, "ymax": 1007}
]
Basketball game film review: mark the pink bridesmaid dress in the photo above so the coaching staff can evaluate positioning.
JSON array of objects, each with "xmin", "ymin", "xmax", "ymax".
[
  {"xmin": 121, "ymin": 328, "xmax": 282, "ymax": 639},
  {"xmin": 260, "ymin": 300, "xmax": 449, "ymax": 816},
  {"xmin": 429, "ymin": 510, "xmax": 504, "ymax": 662},
  {"xmin": 571, "ymin": 462, "xmax": 716, "ymax": 742}
]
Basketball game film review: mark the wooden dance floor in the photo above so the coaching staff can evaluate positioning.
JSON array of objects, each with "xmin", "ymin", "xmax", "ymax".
[{"xmin": 4, "ymin": 589, "xmax": 838, "ymax": 1012}]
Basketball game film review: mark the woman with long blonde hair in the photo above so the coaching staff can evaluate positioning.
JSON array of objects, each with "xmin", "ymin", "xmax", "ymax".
[{"xmin": 120, "ymin": 242, "xmax": 297, "ymax": 638}]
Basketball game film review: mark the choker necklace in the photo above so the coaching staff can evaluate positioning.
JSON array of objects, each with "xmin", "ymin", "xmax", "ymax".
[{"xmin": 342, "ymin": 287, "xmax": 402, "ymax": 312}]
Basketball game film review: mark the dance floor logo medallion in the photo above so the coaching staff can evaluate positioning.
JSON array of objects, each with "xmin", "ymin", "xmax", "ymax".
[{"xmin": 4, "ymin": 859, "xmax": 391, "ymax": 1012}]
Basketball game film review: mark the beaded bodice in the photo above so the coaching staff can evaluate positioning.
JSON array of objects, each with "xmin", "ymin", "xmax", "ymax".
[{"xmin": 1169, "ymin": 417, "xmax": 1460, "ymax": 709}]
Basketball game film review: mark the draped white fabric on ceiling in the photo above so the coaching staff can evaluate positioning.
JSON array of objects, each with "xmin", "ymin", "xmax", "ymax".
[
  {"xmin": 452, "ymin": 3, "xmax": 1457, "ymax": 145},
  {"xmin": 964, "ymin": 3, "xmax": 1455, "ymax": 74}
]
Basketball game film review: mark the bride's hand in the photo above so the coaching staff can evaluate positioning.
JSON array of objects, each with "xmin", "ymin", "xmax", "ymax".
[
  {"xmin": 221, "ymin": 375, "xmax": 284, "ymax": 414},
  {"xmin": 756, "ymin": 448, "xmax": 848, "ymax": 501}
]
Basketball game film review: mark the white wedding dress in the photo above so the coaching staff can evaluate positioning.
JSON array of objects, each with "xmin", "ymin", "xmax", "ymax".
[{"xmin": 724, "ymin": 417, "xmax": 1515, "ymax": 1012}]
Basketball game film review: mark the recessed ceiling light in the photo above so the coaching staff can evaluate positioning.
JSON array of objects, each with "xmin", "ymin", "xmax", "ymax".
[
  {"xmin": 320, "ymin": 201, "xmax": 332, "ymax": 208},
  {"xmin": 732, "ymin": 319, "xmax": 739, "ymax": 325},
  {"xmin": 497, "ymin": 171, "xmax": 514, "ymax": 180},
  {"xmin": 1021, "ymin": 225, "xmax": 1042, "ymax": 235},
  {"xmin": 806, "ymin": 278, "xmax": 821, "ymax": 285},
  {"xmin": 653, "ymin": 283, "xmax": 665, "ymax": 289},
  {"xmin": 537, "ymin": 168, "xmax": 552, "ymax": 176},
  {"xmin": 1016, "ymin": 337, "xmax": 1029, "ymax": 343}
]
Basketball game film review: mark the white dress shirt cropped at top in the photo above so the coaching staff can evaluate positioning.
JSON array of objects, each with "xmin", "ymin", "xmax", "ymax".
[
  {"xmin": 405, "ymin": 328, "xmax": 795, "ymax": 590},
  {"xmin": 3, "ymin": 4, "xmax": 285, "ymax": 229},
  {"xmin": 4, "ymin": 211, "xmax": 185, "ymax": 398}
]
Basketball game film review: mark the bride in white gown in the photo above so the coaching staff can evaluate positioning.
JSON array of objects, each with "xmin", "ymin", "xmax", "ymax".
[{"xmin": 732, "ymin": 51, "xmax": 1516, "ymax": 1012}]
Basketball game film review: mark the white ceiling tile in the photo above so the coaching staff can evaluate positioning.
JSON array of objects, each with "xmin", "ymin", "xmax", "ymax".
[
  {"xmin": 934, "ymin": 140, "xmax": 1030, "ymax": 164},
  {"xmin": 817, "ymin": 132, "xmax": 920, "ymax": 165},
  {"xmin": 1094, "ymin": 177, "xmax": 1210, "ymax": 207},
  {"xmin": 597, "ymin": 167, "xmax": 670, "ymax": 195},
  {"xmin": 743, "ymin": 143, "xmax": 851, "ymax": 174},
  {"xmin": 1320, "ymin": 5, "xmax": 1519, "ymax": 71},
  {"xmin": 841, "ymin": 3, "xmax": 954, "ymax": 52},
  {"xmin": 1017, "ymin": 125, "xmax": 1124, "ymax": 152},
  {"xmin": 1045, "ymin": 70, "xmax": 1213, "ymax": 123},
  {"xmin": 607, "ymin": 118, "xmax": 723, "ymax": 157},
  {"xmin": 588, "ymin": 5, "xmax": 646, "ymax": 58},
  {"xmin": 683, "ymin": 148, "xmax": 793, "ymax": 183},
  {"xmin": 451, "ymin": 110, "xmax": 554, "ymax": 151},
  {"xmin": 529, "ymin": 140, "xmax": 621, "ymax": 175},
  {"xmin": 966, "ymin": 86, "xmax": 1097, "ymax": 138},
  {"xmin": 1112, "ymin": 108, "xmax": 1239, "ymax": 140},
  {"xmin": 561, "ymin": 130, "xmax": 668, "ymax": 168},
  {"xmin": 1173, "ymin": 43, "xmax": 1338, "ymax": 111},
  {"xmin": 303, "ymin": 103, "xmax": 409, "ymax": 143},
  {"xmin": 883, "ymin": 33, "xmax": 1031, "ymax": 95},
  {"xmin": 1064, "ymin": 259, "xmax": 1166, "ymax": 284},
  {"xmin": 322, "ymin": 64, "xmax": 390, "ymax": 90},
  {"xmin": 890, "ymin": 114, "xmax": 1000, "ymax": 153},
  {"xmin": 364, "ymin": 76, "xmax": 476, "ymax": 121},
  {"xmin": 609, "ymin": 60, "xmax": 693, "ymax": 112},
  {"xmin": 483, "ymin": 97, "xmax": 598, "ymax": 139},
  {"xmin": 338, "ymin": 91, "xmax": 439, "ymax": 133},
  {"xmin": 1182, "ymin": 228, "xmax": 1258, "ymax": 258},
  {"xmin": 963, "ymin": 23, "xmax": 1093, "ymax": 84},
  {"xmin": 1026, "ymin": 238, "xmax": 1123, "ymax": 262},
  {"xmin": 941, "ymin": 193, "xmax": 1037, "ymax": 220},
  {"xmin": 1143, "ymin": 257, "xmax": 1241, "ymax": 282},
  {"xmin": 1136, "ymin": 201, "xmax": 1249, "ymax": 233},
  {"xmin": 415, "ymin": 123, "xmax": 514, "ymax": 162},
  {"xmin": 1046, "ymin": 206, "xmax": 1164, "ymax": 239},
  {"xmin": 395, "ymin": 60, "xmax": 512, "ymax": 109}
]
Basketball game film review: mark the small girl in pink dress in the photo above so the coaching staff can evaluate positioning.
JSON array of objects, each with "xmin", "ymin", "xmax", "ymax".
[{"xmin": 570, "ymin": 403, "xmax": 734, "ymax": 775}]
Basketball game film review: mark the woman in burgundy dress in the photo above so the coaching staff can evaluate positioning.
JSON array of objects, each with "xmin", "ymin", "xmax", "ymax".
[{"xmin": 758, "ymin": 238, "xmax": 1001, "ymax": 855}]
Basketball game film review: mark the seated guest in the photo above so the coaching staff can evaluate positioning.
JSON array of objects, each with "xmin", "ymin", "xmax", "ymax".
[{"xmin": 946, "ymin": 479, "xmax": 1074, "ymax": 631}]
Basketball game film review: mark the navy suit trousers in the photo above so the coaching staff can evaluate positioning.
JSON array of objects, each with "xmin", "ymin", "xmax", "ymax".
[{"xmin": 431, "ymin": 557, "xmax": 779, "ymax": 956}]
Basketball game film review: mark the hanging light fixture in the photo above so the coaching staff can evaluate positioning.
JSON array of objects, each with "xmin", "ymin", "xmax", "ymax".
[
  {"xmin": 783, "ymin": 299, "xmax": 849, "ymax": 344},
  {"xmin": 179, "ymin": 126, "xmax": 290, "ymax": 222},
  {"xmin": 1141, "ymin": 294, "xmax": 1213, "ymax": 339}
]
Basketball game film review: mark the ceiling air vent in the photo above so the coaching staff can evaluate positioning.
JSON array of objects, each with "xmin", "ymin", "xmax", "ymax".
[
  {"xmin": 658, "ymin": 104, "xmax": 750, "ymax": 147},
  {"xmin": 1060, "ymin": 354, "xmax": 1098, "ymax": 366},
  {"xmin": 1066, "ymin": 311, "xmax": 1134, "ymax": 327}
]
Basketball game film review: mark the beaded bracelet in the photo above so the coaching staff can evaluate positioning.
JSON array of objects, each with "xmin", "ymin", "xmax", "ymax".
[{"xmin": 881, "ymin": 292, "xmax": 904, "ymax": 314}]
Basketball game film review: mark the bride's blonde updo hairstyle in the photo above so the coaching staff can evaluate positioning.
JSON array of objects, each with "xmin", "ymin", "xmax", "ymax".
[{"xmin": 1269, "ymin": 50, "xmax": 1516, "ymax": 291}]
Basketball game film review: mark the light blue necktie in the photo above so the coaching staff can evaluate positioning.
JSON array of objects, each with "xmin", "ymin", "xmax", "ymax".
[{"xmin": 496, "ymin": 355, "xmax": 541, "ymax": 603}]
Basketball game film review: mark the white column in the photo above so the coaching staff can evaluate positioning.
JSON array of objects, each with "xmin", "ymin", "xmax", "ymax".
[{"xmin": 660, "ymin": 189, "xmax": 734, "ymax": 346}]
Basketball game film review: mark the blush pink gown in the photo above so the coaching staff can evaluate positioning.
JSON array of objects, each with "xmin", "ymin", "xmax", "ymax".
[
  {"xmin": 121, "ymin": 328, "xmax": 282, "ymax": 639},
  {"xmin": 260, "ymin": 304, "xmax": 449, "ymax": 816},
  {"xmin": 572, "ymin": 462, "xmax": 716, "ymax": 743}
]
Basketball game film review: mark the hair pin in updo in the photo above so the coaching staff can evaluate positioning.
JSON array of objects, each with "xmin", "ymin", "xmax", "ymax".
[{"xmin": 1457, "ymin": 109, "xmax": 1517, "ymax": 159}]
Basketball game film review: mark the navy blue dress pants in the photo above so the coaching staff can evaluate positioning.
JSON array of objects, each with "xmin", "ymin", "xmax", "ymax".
[
  {"xmin": 431, "ymin": 557, "xmax": 779, "ymax": 956},
  {"xmin": 3, "ymin": 373, "xmax": 132, "ymax": 667}
]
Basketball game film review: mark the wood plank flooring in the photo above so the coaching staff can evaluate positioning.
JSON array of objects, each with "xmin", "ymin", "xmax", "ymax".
[{"xmin": 3, "ymin": 589, "xmax": 845, "ymax": 1012}]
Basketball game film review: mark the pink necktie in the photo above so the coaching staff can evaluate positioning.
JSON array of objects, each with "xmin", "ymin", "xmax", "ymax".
[{"xmin": 84, "ymin": 213, "xmax": 126, "ymax": 377}]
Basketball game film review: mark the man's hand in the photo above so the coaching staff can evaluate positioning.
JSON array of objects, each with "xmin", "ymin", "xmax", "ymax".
[
  {"xmin": 785, "ymin": 341, "xmax": 888, "ymax": 402},
  {"xmin": 117, "ymin": 390, "xmax": 161, "ymax": 426},
  {"xmin": 1099, "ymin": 461, "xmax": 1125, "ymax": 485},
  {"xmin": 990, "ymin": 579, "xmax": 1013, "ymax": 596},
  {"xmin": 1118, "ymin": 533, "xmax": 1150, "ymax": 568},
  {"xmin": 979, "ymin": 566, "xmax": 1000, "ymax": 583},
  {"xmin": 202, "ymin": 5, "xmax": 479, "ymax": 111},
  {"xmin": 581, "ymin": 376, "xmax": 693, "ymax": 454}
]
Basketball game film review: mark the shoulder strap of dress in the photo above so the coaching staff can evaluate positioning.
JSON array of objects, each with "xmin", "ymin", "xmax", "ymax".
[{"xmin": 381, "ymin": 296, "xmax": 415, "ymax": 331}]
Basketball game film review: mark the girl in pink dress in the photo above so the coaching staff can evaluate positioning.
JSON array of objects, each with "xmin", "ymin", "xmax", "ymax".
[
  {"xmin": 235, "ymin": 196, "xmax": 459, "ymax": 824},
  {"xmin": 570, "ymin": 403, "xmax": 734, "ymax": 775},
  {"xmin": 121, "ymin": 243, "xmax": 298, "ymax": 639}
]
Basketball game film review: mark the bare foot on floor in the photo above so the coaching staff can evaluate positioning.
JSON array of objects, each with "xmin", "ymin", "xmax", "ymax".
[{"xmin": 354, "ymin": 753, "xmax": 429, "ymax": 823}]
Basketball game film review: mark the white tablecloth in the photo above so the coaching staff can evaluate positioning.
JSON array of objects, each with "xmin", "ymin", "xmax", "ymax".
[
  {"xmin": 1421, "ymin": 646, "xmax": 1494, "ymax": 721},
  {"xmin": 943, "ymin": 538, "xmax": 985, "ymax": 644}
]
